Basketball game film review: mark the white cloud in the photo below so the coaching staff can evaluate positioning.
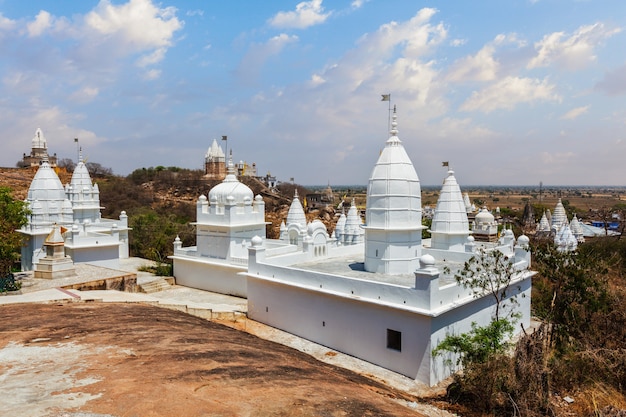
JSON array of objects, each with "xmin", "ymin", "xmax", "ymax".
[
  {"xmin": 595, "ymin": 63, "xmax": 626, "ymax": 96},
  {"xmin": 143, "ymin": 69, "xmax": 161, "ymax": 80},
  {"xmin": 0, "ymin": 13, "xmax": 16, "ymax": 31},
  {"xmin": 450, "ymin": 38, "xmax": 466, "ymax": 47},
  {"xmin": 268, "ymin": 0, "xmax": 330, "ymax": 29},
  {"xmin": 84, "ymin": 0, "xmax": 183, "ymax": 64},
  {"xmin": 561, "ymin": 105, "xmax": 589, "ymax": 120},
  {"xmin": 136, "ymin": 47, "xmax": 167, "ymax": 67},
  {"xmin": 435, "ymin": 117, "xmax": 496, "ymax": 143},
  {"xmin": 460, "ymin": 76, "xmax": 561, "ymax": 113},
  {"xmin": 69, "ymin": 87, "xmax": 100, "ymax": 103},
  {"xmin": 26, "ymin": 10, "xmax": 53, "ymax": 37},
  {"xmin": 447, "ymin": 43, "xmax": 499, "ymax": 82},
  {"xmin": 237, "ymin": 34, "xmax": 299, "ymax": 81},
  {"xmin": 528, "ymin": 23, "xmax": 621, "ymax": 70},
  {"xmin": 540, "ymin": 151, "xmax": 575, "ymax": 165},
  {"xmin": 351, "ymin": 0, "xmax": 370, "ymax": 9},
  {"xmin": 186, "ymin": 9, "xmax": 204, "ymax": 17},
  {"xmin": 447, "ymin": 33, "xmax": 525, "ymax": 82}
]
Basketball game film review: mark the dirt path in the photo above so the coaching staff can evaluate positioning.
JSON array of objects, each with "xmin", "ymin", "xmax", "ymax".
[{"xmin": 0, "ymin": 303, "xmax": 432, "ymax": 417}]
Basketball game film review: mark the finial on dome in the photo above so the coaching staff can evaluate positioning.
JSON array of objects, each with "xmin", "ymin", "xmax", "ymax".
[
  {"xmin": 390, "ymin": 106, "xmax": 398, "ymax": 138},
  {"xmin": 226, "ymin": 151, "xmax": 235, "ymax": 175}
]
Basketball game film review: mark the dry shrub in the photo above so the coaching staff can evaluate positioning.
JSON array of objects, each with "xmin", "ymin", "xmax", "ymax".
[
  {"xmin": 445, "ymin": 355, "xmax": 515, "ymax": 414},
  {"xmin": 551, "ymin": 349, "xmax": 626, "ymax": 398},
  {"xmin": 511, "ymin": 324, "xmax": 554, "ymax": 416},
  {"xmin": 571, "ymin": 383, "xmax": 626, "ymax": 416}
]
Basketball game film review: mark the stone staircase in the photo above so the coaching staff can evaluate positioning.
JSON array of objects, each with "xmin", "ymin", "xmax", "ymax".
[{"xmin": 139, "ymin": 277, "xmax": 174, "ymax": 294}]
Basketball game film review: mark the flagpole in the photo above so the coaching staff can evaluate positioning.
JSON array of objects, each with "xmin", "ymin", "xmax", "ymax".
[
  {"xmin": 221, "ymin": 135, "xmax": 228, "ymax": 161},
  {"xmin": 381, "ymin": 93, "xmax": 391, "ymax": 134},
  {"xmin": 388, "ymin": 97, "xmax": 391, "ymax": 132}
]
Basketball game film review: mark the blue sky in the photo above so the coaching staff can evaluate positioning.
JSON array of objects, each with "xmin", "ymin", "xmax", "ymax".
[{"xmin": 1, "ymin": 0, "xmax": 625, "ymax": 186}]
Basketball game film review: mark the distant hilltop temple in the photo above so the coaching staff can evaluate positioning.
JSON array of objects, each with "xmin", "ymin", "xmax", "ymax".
[
  {"xmin": 20, "ymin": 128, "xmax": 58, "ymax": 168},
  {"xmin": 204, "ymin": 138, "xmax": 277, "ymax": 188},
  {"xmin": 204, "ymin": 139, "xmax": 226, "ymax": 180}
]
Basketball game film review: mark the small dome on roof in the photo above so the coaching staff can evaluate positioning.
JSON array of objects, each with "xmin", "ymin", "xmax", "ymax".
[
  {"xmin": 208, "ymin": 158, "xmax": 253, "ymax": 205},
  {"xmin": 475, "ymin": 207, "xmax": 495, "ymax": 224},
  {"xmin": 251, "ymin": 235, "xmax": 263, "ymax": 247},
  {"xmin": 517, "ymin": 235, "xmax": 530, "ymax": 245},
  {"xmin": 420, "ymin": 254, "xmax": 436, "ymax": 268}
]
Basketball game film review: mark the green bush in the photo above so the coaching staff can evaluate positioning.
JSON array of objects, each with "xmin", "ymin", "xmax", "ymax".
[{"xmin": 0, "ymin": 273, "xmax": 21, "ymax": 293}]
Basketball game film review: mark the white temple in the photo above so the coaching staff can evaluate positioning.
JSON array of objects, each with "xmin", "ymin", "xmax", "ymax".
[
  {"xmin": 172, "ymin": 108, "xmax": 533, "ymax": 386},
  {"xmin": 21, "ymin": 128, "xmax": 58, "ymax": 168},
  {"xmin": 172, "ymin": 157, "xmax": 267, "ymax": 297},
  {"xmin": 204, "ymin": 139, "xmax": 226, "ymax": 180},
  {"xmin": 536, "ymin": 198, "xmax": 584, "ymax": 251},
  {"xmin": 20, "ymin": 153, "xmax": 129, "ymax": 271}
]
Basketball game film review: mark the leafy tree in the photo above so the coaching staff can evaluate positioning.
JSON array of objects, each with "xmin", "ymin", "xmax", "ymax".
[
  {"xmin": 57, "ymin": 157, "xmax": 76, "ymax": 172},
  {"xmin": 0, "ymin": 187, "xmax": 29, "ymax": 276},
  {"xmin": 421, "ymin": 217, "xmax": 431, "ymax": 239},
  {"xmin": 128, "ymin": 209, "xmax": 194, "ymax": 263},
  {"xmin": 85, "ymin": 162, "xmax": 113, "ymax": 177},
  {"xmin": 433, "ymin": 248, "xmax": 527, "ymax": 413},
  {"xmin": 456, "ymin": 248, "xmax": 523, "ymax": 322},
  {"xmin": 433, "ymin": 319, "xmax": 514, "ymax": 368},
  {"xmin": 434, "ymin": 248, "xmax": 525, "ymax": 365}
]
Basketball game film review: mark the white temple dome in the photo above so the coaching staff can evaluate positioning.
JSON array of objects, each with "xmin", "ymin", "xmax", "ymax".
[
  {"xmin": 70, "ymin": 160, "xmax": 93, "ymax": 190},
  {"xmin": 430, "ymin": 170, "xmax": 469, "ymax": 234},
  {"xmin": 475, "ymin": 207, "xmax": 495, "ymax": 224},
  {"xmin": 27, "ymin": 160, "xmax": 66, "ymax": 202},
  {"xmin": 365, "ymin": 110, "xmax": 421, "ymax": 228},
  {"xmin": 286, "ymin": 190, "xmax": 307, "ymax": 229},
  {"xmin": 208, "ymin": 158, "xmax": 253, "ymax": 205}
]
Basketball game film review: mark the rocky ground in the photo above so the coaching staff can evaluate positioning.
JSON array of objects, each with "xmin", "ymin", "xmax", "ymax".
[{"xmin": 0, "ymin": 302, "xmax": 435, "ymax": 417}]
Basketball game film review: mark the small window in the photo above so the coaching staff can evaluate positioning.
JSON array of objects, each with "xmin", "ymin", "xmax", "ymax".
[{"xmin": 387, "ymin": 329, "xmax": 402, "ymax": 352}]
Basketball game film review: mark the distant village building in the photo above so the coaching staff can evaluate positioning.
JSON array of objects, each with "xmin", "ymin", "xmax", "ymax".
[
  {"xmin": 236, "ymin": 160, "xmax": 257, "ymax": 177},
  {"xmin": 19, "ymin": 150, "xmax": 129, "ymax": 272},
  {"xmin": 204, "ymin": 139, "xmax": 226, "ymax": 180},
  {"xmin": 20, "ymin": 128, "xmax": 58, "ymax": 168},
  {"xmin": 172, "ymin": 109, "xmax": 533, "ymax": 386},
  {"xmin": 263, "ymin": 172, "xmax": 277, "ymax": 189},
  {"xmin": 305, "ymin": 183, "xmax": 334, "ymax": 210}
]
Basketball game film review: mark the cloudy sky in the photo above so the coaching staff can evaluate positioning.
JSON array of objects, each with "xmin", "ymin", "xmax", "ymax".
[{"xmin": 1, "ymin": 0, "xmax": 625, "ymax": 186}]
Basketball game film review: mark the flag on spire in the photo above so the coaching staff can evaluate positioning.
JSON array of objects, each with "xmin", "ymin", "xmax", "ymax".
[{"xmin": 381, "ymin": 94, "xmax": 390, "ymax": 101}]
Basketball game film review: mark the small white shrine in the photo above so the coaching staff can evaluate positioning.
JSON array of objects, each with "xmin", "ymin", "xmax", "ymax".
[
  {"xmin": 33, "ymin": 224, "xmax": 76, "ymax": 279},
  {"xmin": 172, "ymin": 157, "xmax": 268, "ymax": 297},
  {"xmin": 173, "ymin": 108, "xmax": 533, "ymax": 386}
]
